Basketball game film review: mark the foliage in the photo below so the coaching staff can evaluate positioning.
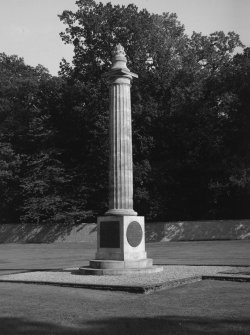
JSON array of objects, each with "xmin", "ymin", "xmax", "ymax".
[
  {"xmin": 0, "ymin": 142, "xmax": 21, "ymax": 223},
  {"xmin": 58, "ymin": 0, "xmax": 247, "ymax": 220},
  {"xmin": 0, "ymin": 1, "xmax": 249, "ymax": 223}
]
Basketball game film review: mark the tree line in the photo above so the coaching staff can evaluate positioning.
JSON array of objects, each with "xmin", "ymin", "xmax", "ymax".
[{"xmin": 1, "ymin": 0, "xmax": 250, "ymax": 224}]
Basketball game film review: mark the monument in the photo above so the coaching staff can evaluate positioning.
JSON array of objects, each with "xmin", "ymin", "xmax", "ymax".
[{"xmin": 79, "ymin": 44, "xmax": 163, "ymax": 275}]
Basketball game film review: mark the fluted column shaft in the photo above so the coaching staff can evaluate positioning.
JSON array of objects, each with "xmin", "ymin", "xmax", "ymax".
[{"xmin": 105, "ymin": 75, "xmax": 137, "ymax": 216}]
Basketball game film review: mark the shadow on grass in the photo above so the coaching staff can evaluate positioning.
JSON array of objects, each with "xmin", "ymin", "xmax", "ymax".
[
  {"xmin": 0, "ymin": 269, "xmax": 65, "ymax": 276},
  {"xmin": 0, "ymin": 223, "xmax": 97, "ymax": 243},
  {"xmin": 1, "ymin": 220, "xmax": 250, "ymax": 243},
  {"xmin": 145, "ymin": 220, "xmax": 250, "ymax": 242},
  {"xmin": 1, "ymin": 316, "xmax": 250, "ymax": 335}
]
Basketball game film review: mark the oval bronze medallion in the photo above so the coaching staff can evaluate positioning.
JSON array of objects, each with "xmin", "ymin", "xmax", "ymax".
[{"xmin": 126, "ymin": 221, "xmax": 143, "ymax": 247}]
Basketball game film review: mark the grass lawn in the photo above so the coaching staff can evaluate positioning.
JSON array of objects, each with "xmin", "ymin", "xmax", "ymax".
[
  {"xmin": 0, "ymin": 280, "xmax": 250, "ymax": 334},
  {"xmin": 0, "ymin": 240, "xmax": 249, "ymax": 334},
  {"xmin": 0, "ymin": 240, "xmax": 249, "ymax": 271}
]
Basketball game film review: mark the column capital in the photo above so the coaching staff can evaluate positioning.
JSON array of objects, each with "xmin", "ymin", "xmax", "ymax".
[{"xmin": 103, "ymin": 44, "xmax": 138, "ymax": 81}]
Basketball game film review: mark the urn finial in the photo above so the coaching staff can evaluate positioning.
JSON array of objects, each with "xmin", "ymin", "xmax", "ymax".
[
  {"xmin": 111, "ymin": 43, "xmax": 127, "ymax": 70},
  {"xmin": 112, "ymin": 43, "xmax": 126, "ymax": 57}
]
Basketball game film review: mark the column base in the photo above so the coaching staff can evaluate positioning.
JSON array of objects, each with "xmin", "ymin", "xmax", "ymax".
[{"xmin": 105, "ymin": 208, "xmax": 137, "ymax": 216}]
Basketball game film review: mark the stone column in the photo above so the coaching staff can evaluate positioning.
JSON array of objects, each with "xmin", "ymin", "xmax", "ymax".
[
  {"xmin": 78, "ymin": 44, "xmax": 163, "ymax": 275},
  {"xmin": 105, "ymin": 44, "xmax": 137, "ymax": 216}
]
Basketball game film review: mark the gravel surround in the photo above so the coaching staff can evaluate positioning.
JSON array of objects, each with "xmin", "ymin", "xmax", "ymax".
[{"xmin": 1, "ymin": 265, "xmax": 249, "ymax": 293}]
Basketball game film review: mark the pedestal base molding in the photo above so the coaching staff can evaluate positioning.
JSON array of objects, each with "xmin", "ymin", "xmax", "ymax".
[{"xmin": 79, "ymin": 259, "xmax": 163, "ymax": 275}]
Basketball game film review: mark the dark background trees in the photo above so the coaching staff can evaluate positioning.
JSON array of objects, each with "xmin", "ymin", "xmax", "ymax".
[{"xmin": 0, "ymin": 0, "xmax": 249, "ymax": 223}]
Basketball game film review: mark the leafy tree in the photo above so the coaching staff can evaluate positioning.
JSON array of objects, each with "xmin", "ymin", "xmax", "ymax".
[
  {"xmin": 59, "ymin": 0, "xmax": 245, "ymax": 220},
  {"xmin": 0, "ymin": 53, "xmax": 50, "ymax": 151},
  {"xmin": 0, "ymin": 1, "xmax": 248, "ymax": 224},
  {"xmin": 0, "ymin": 53, "xmax": 96, "ymax": 224},
  {"xmin": 0, "ymin": 142, "xmax": 21, "ymax": 223},
  {"xmin": 0, "ymin": 53, "xmax": 49, "ymax": 222},
  {"xmin": 207, "ymin": 47, "xmax": 250, "ymax": 219}
]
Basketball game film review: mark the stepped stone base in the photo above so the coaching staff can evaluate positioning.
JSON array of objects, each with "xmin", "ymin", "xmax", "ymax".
[
  {"xmin": 83, "ymin": 215, "xmax": 163, "ymax": 275},
  {"xmin": 78, "ymin": 259, "xmax": 163, "ymax": 276}
]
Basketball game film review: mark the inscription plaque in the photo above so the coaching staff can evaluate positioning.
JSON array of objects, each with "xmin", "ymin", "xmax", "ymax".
[
  {"xmin": 126, "ymin": 221, "xmax": 143, "ymax": 247},
  {"xmin": 100, "ymin": 221, "xmax": 120, "ymax": 248}
]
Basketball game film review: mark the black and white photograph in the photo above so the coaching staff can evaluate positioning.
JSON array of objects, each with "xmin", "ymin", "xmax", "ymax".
[{"xmin": 0, "ymin": 0, "xmax": 249, "ymax": 334}]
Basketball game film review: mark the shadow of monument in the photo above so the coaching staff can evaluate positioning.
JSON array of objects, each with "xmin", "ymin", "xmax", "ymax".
[{"xmin": 0, "ymin": 316, "xmax": 249, "ymax": 335}]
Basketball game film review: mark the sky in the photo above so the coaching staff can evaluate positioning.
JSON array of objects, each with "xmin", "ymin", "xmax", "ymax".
[{"xmin": 0, "ymin": 0, "xmax": 249, "ymax": 75}]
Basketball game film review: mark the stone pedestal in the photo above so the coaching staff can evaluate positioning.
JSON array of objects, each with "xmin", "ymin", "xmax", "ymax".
[
  {"xmin": 79, "ymin": 216, "xmax": 162, "ymax": 275},
  {"xmin": 96, "ymin": 216, "xmax": 146, "ymax": 261},
  {"xmin": 79, "ymin": 44, "xmax": 162, "ymax": 275}
]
